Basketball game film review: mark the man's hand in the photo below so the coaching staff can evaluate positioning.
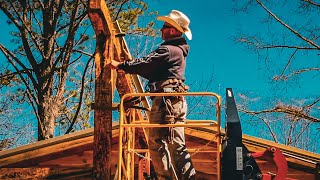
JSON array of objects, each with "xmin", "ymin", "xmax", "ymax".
[{"xmin": 109, "ymin": 60, "xmax": 122, "ymax": 69}]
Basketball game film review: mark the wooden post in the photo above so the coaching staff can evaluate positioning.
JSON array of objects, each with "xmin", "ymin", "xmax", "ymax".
[
  {"xmin": 88, "ymin": 0, "xmax": 148, "ymax": 179},
  {"xmin": 88, "ymin": 0, "xmax": 115, "ymax": 178}
]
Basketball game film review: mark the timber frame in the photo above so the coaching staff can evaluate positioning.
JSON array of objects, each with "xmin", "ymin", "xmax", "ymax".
[
  {"xmin": 0, "ymin": 0, "xmax": 319, "ymax": 179},
  {"xmin": 0, "ymin": 124, "xmax": 319, "ymax": 179},
  {"xmin": 88, "ymin": 0, "xmax": 148, "ymax": 178}
]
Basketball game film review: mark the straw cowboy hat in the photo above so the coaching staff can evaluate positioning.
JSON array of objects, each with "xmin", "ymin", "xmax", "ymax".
[{"xmin": 157, "ymin": 10, "xmax": 192, "ymax": 40}]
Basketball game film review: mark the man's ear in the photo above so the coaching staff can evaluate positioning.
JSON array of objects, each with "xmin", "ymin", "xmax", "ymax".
[
  {"xmin": 170, "ymin": 28, "xmax": 175, "ymax": 34},
  {"xmin": 171, "ymin": 28, "xmax": 182, "ymax": 36}
]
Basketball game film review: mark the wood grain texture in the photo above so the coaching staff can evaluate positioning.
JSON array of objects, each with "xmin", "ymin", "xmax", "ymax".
[{"xmin": 0, "ymin": 126, "xmax": 318, "ymax": 179}]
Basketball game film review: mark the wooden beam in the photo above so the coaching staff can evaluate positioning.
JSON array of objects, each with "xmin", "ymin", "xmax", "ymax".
[
  {"xmin": 88, "ymin": 0, "xmax": 148, "ymax": 179},
  {"xmin": 0, "ymin": 167, "xmax": 93, "ymax": 179},
  {"xmin": 88, "ymin": 0, "xmax": 116, "ymax": 179},
  {"xmin": 0, "ymin": 125, "xmax": 319, "ymax": 179},
  {"xmin": 0, "ymin": 168, "xmax": 51, "ymax": 179}
]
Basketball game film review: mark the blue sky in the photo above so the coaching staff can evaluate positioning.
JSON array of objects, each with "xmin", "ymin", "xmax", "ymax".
[
  {"xmin": 0, "ymin": 1, "xmax": 318, "ymax": 103},
  {"xmin": 147, "ymin": 1, "xmax": 320, "ymax": 152},
  {"xmin": 150, "ymin": 0, "xmax": 267, "ymax": 93},
  {"xmin": 148, "ymin": 0, "xmax": 320, "ymax": 98},
  {"xmin": 0, "ymin": 0, "xmax": 319, "ymax": 152}
]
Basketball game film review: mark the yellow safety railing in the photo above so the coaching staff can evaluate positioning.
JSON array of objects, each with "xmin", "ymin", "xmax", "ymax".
[{"xmin": 117, "ymin": 92, "xmax": 222, "ymax": 180}]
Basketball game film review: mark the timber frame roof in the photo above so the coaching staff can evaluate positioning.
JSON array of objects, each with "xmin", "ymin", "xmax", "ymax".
[{"xmin": 0, "ymin": 124, "xmax": 319, "ymax": 179}]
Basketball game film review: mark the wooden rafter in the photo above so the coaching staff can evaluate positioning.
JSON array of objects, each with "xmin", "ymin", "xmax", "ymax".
[{"xmin": 1, "ymin": 125, "xmax": 319, "ymax": 179}]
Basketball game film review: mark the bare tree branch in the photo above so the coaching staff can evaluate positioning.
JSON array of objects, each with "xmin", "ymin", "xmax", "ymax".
[
  {"xmin": 0, "ymin": 69, "xmax": 30, "ymax": 79},
  {"xmin": 56, "ymin": 12, "xmax": 88, "ymax": 33},
  {"xmin": 55, "ymin": 0, "xmax": 81, "ymax": 99},
  {"xmin": 114, "ymin": 0, "xmax": 129, "ymax": 21},
  {"xmin": 5, "ymin": 1, "xmax": 44, "ymax": 59},
  {"xmin": 274, "ymin": 68, "xmax": 320, "ymax": 81},
  {"xmin": 286, "ymin": 67, "xmax": 320, "ymax": 79},
  {"xmin": 187, "ymin": 72, "xmax": 215, "ymax": 116},
  {"xmin": 65, "ymin": 55, "xmax": 94, "ymax": 134},
  {"xmin": 35, "ymin": 0, "xmax": 45, "ymax": 10},
  {"xmin": 74, "ymin": 26, "xmax": 90, "ymax": 47},
  {"xmin": 73, "ymin": 49, "xmax": 94, "ymax": 57},
  {"xmin": 278, "ymin": 49, "xmax": 298, "ymax": 79},
  {"xmin": 305, "ymin": 98, "xmax": 320, "ymax": 109},
  {"xmin": 234, "ymin": 0, "xmax": 320, "ymax": 152},
  {"xmin": 250, "ymin": 114, "xmax": 279, "ymax": 142},
  {"xmin": 303, "ymin": 0, "xmax": 320, "ymax": 7},
  {"xmin": 292, "ymin": 120, "xmax": 312, "ymax": 146},
  {"xmin": 52, "ymin": 0, "xmax": 66, "ymax": 31},
  {"xmin": 238, "ymin": 37, "xmax": 320, "ymax": 51},
  {"xmin": 258, "ymin": 44, "xmax": 318, "ymax": 50},
  {"xmin": 30, "ymin": 4, "xmax": 44, "ymax": 35},
  {"xmin": 0, "ymin": 43, "xmax": 38, "ymax": 94},
  {"xmin": 242, "ymin": 105, "xmax": 320, "ymax": 123},
  {"xmin": 0, "ymin": 43, "xmax": 45, "ymax": 137},
  {"xmin": 53, "ymin": 11, "xmax": 87, "ymax": 68},
  {"xmin": 256, "ymin": 0, "xmax": 320, "ymax": 49}
]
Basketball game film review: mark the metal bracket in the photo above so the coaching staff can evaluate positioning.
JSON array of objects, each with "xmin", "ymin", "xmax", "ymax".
[
  {"xmin": 252, "ymin": 147, "xmax": 293, "ymax": 180},
  {"xmin": 222, "ymin": 88, "xmax": 262, "ymax": 180}
]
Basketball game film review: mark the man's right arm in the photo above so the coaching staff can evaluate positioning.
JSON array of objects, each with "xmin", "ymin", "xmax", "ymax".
[{"xmin": 109, "ymin": 60, "xmax": 122, "ymax": 69}]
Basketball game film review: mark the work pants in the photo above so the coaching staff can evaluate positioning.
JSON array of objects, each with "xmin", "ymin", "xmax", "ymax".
[{"xmin": 148, "ymin": 96, "xmax": 196, "ymax": 180}]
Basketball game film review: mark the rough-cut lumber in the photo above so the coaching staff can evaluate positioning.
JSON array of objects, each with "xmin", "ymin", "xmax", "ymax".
[
  {"xmin": 1, "ymin": 125, "xmax": 319, "ymax": 179},
  {"xmin": 88, "ymin": 0, "xmax": 116, "ymax": 178},
  {"xmin": 88, "ymin": 0, "xmax": 149, "ymax": 179}
]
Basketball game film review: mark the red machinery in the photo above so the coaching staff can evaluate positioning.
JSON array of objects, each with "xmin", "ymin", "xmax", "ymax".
[
  {"xmin": 222, "ymin": 88, "xmax": 297, "ymax": 180},
  {"xmin": 252, "ymin": 146, "xmax": 296, "ymax": 180}
]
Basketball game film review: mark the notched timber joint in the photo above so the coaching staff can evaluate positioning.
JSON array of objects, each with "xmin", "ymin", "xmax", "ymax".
[{"xmin": 115, "ymin": 33, "xmax": 126, "ymax": 37}]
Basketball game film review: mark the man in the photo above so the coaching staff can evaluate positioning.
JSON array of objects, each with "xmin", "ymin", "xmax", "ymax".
[{"xmin": 109, "ymin": 10, "xmax": 195, "ymax": 180}]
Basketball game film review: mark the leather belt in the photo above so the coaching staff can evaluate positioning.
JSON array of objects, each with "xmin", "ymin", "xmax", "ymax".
[{"xmin": 148, "ymin": 79, "xmax": 183, "ymax": 92}]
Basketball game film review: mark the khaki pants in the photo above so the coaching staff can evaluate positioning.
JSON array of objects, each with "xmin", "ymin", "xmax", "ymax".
[{"xmin": 148, "ymin": 96, "xmax": 196, "ymax": 180}]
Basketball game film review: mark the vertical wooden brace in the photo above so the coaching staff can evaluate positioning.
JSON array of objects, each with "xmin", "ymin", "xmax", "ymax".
[{"xmin": 88, "ymin": 0, "xmax": 115, "ymax": 179}]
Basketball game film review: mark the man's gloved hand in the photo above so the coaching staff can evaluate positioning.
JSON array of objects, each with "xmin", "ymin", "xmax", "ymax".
[{"xmin": 108, "ymin": 60, "xmax": 122, "ymax": 69}]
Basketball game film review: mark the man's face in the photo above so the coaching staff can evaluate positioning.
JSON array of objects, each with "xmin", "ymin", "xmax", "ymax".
[{"xmin": 161, "ymin": 23, "xmax": 174, "ymax": 40}]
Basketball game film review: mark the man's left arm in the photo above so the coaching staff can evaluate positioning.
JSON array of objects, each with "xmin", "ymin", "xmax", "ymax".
[{"xmin": 110, "ymin": 46, "xmax": 170, "ymax": 77}]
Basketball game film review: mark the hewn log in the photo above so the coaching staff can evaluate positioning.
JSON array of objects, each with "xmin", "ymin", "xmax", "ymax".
[
  {"xmin": 88, "ymin": 0, "xmax": 149, "ymax": 178},
  {"xmin": 88, "ymin": 0, "xmax": 115, "ymax": 178},
  {"xmin": 0, "ymin": 167, "xmax": 93, "ymax": 179}
]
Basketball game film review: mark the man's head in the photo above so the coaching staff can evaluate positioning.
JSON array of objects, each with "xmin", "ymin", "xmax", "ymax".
[
  {"xmin": 157, "ymin": 10, "xmax": 192, "ymax": 40},
  {"xmin": 160, "ymin": 23, "xmax": 183, "ymax": 40}
]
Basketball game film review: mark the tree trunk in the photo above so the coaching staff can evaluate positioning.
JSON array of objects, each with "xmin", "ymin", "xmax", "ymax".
[
  {"xmin": 36, "ymin": 1, "xmax": 61, "ymax": 140},
  {"xmin": 38, "ymin": 95, "xmax": 60, "ymax": 140}
]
